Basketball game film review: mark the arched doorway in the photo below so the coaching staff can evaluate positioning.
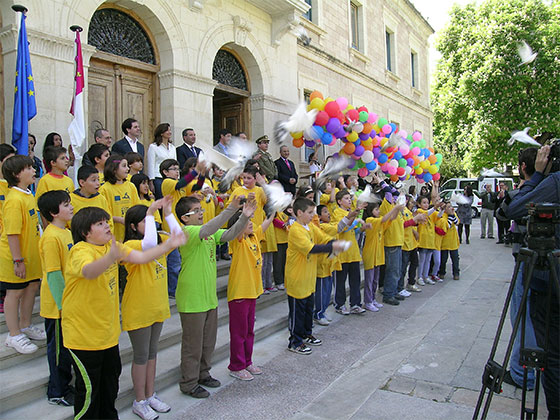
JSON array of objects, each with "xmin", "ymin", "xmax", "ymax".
[
  {"xmin": 87, "ymin": 7, "xmax": 159, "ymax": 145},
  {"xmin": 212, "ymin": 48, "xmax": 250, "ymax": 143}
]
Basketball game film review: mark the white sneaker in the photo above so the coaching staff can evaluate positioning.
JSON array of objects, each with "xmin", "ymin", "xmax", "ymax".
[
  {"xmin": 350, "ymin": 305, "xmax": 366, "ymax": 314},
  {"xmin": 417, "ymin": 278, "xmax": 426, "ymax": 286},
  {"xmin": 424, "ymin": 277, "xmax": 436, "ymax": 285},
  {"xmin": 132, "ymin": 399, "xmax": 159, "ymax": 420},
  {"xmin": 407, "ymin": 284, "xmax": 422, "ymax": 293},
  {"xmin": 398, "ymin": 290, "xmax": 411, "ymax": 297},
  {"xmin": 364, "ymin": 303, "xmax": 379, "ymax": 312},
  {"xmin": 335, "ymin": 305, "xmax": 350, "ymax": 315},
  {"xmin": 5, "ymin": 333, "xmax": 38, "ymax": 354},
  {"xmin": 314, "ymin": 317, "xmax": 330, "ymax": 326},
  {"xmin": 147, "ymin": 393, "xmax": 170, "ymax": 413},
  {"xmin": 372, "ymin": 300, "xmax": 384, "ymax": 308},
  {"xmin": 21, "ymin": 324, "xmax": 46, "ymax": 340}
]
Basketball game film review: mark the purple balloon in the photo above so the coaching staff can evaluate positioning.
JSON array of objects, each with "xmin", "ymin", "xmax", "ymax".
[
  {"xmin": 354, "ymin": 145, "xmax": 365, "ymax": 157},
  {"xmin": 326, "ymin": 118, "xmax": 342, "ymax": 134},
  {"xmin": 304, "ymin": 139, "xmax": 315, "ymax": 148},
  {"xmin": 347, "ymin": 160, "xmax": 356, "ymax": 170},
  {"xmin": 335, "ymin": 127, "xmax": 347, "ymax": 138},
  {"xmin": 406, "ymin": 158, "xmax": 414, "ymax": 166},
  {"xmin": 373, "ymin": 147, "xmax": 381, "ymax": 158},
  {"xmin": 359, "ymin": 132, "xmax": 370, "ymax": 141}
]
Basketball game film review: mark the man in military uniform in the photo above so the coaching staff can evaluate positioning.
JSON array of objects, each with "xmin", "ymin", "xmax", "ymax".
[{"xmin": 253, "ymin": 135, "xmax": 277, "ymax": 180}]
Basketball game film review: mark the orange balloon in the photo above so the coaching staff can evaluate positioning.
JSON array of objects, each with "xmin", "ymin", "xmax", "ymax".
[
  {"xmin": 428, "ymin": 155, "xmax": 437, "ymax": 164},
  {"xmin": 362, "ymin": 123, "xmax": 373, "ymax": 134},
  {"xmin": 428, "ymin": 147, "xmax": 435, "ymax": 154},
  {"xmin": 292, "ymin": 137, "xmax": 304, "ymax": 148},
  {"xmin": 363, "ymin": 143, "xmax": 373, "ymax": 151},
  {"xmin": 343, "ymin": 142, "xmax": 356, "ymax": 154},
  {"xmin": 309, "ymin": 90, "xmax": 324, "ymax": 101},
  {"xmin": 390, "ymin": 174, "xmax": 399, "ymax": 182}
]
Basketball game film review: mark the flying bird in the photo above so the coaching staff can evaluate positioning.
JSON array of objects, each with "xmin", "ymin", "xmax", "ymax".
[
  {"xmin": 315, "ymin": 155, "xmax": 353, "ymax": 190},
  {"xmin": 480, "ymin": 168, "xmax": 504, "ymax": 178},
  {"xmin": 273, "ymin": 102, "xmax": 318, "ymax": 147},
  {"xmin": 263, "ymin": 181, "xmax": 293, "ymax": 218},
  {"xmin": 294, "ymin": 25, "xmax": 311, "ymax": 46},
  {"xmin": 356, "ymin": 185, "xmax": 381, "ymax": 205},
  {"xmin": 507, "ymin": 128, "xmax": 541, "ymax": 147},
  {"xmin": 517, "ymin": 41, "xmax": 537, "ymax": 66},
  {"xmin": 381, "ymin": 131, "xmax": 406, "ymax": 152},
  {"xmin": 450, "ymin": 192, "xmax": 470, "ymax": 206}
]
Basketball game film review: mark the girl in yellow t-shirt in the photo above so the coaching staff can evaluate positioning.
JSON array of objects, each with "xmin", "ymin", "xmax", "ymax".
[
  {"xmin": 226, "ymin": 205, "xmax": 273, "ymax": 381},
  {"xmin": 415, "ymin": 195, "xmax": 441, "ymax": 285},
  {"xmin": 361, "ymin": 201, "xmax": 404, "ymax": 312},
  {"xmin": 130, "ymin": 173, "xmax": 162, "ymax": 226},
  {"xmin": 62, "ymin": 206, "xmax": 186, "ymax": 420},
  {"xmin": 123, "ymin": 197, "xmax": 180, "ymax": 417}
]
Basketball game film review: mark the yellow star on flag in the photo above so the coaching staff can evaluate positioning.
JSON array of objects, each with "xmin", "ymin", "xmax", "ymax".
[
  {"xmin": 28, "ymin": 90, "xmax": 34, "ymax": 96},
  {"xmin": 14, "ymin": 86, "xmax": 18, "ymax": 93},
  {"xmin": 77, "ymin": 72, "xmax": 81, "ymax": 77},
  {"xmin": 15, "ymin": 70, "xmax": 18, "ymax": 76},
  {"xmin": 27, "ymin": 75, "xmax": 33, "ymax": 82}
]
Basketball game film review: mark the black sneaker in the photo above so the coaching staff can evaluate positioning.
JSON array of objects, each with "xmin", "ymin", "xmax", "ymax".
[
  {"xmin": 394, "ymin": 294, "xmax": 405, "ymax": 301},
  {"xmin": 383, "ymin": 297, "xmax": 400, "ymax": 306},
  {"xmin": 185, "ymin": 385, "xmax": 210, "ymax": 398},
  {"xmin": 48, "ymin": 396, "xmax": 73, "ymax": 407},
  {"xmin": 288, "ymin": 344, "xmax": 312, "ymax": 355},
  {"xmin": 304, "ymin": 335, "xmax": 322, "ymax": 346},
  {"xmin": 198, "ymin": 376, "xmax": 221, "ymax": 388}
]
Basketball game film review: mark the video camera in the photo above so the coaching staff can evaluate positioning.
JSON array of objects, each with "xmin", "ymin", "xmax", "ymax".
[{"xmin": 525, "ymin": 202, "xmax": 560, "ymax": 253}]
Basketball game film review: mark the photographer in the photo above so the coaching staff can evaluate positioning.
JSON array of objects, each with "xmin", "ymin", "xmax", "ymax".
[{"xmin": 504, "ymin": 144, "xmax": 559, "ymax": 420}]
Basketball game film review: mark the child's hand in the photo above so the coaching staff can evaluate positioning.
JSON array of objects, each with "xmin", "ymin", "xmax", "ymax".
[
  {"xmin": 362, "ymin": 223, "xmax": 372, "ymax": 230},
  {"xmin": 255, "ymin": 172, "xmax": 266, "ymax": 186},
  {"xmin": 168, "ymin": 229, "xmax": 188, "ymax": 249},
  {"xmin": 242, "ymin": 195, "xmax": 257, "ymax": 218},
  {"xmin": 332, "ymin": 240, "xmax": 350, "ymax": 254},
  {"xmin": 147, "ymin": 198, "xmax": 165, "ymax": 216},
  {"xmin": 413, "ymin": 213, "xmax": 428, "ymax": 224},
  {"xmin": 195, "ymin": 159, "xmax": 207, "ymax": 174},
  {"xmin": 395, "ymin": 203, "xmax": 405, "ymax": 212},
  {"xmin": 161, "ymin": 195, "xmax": 173, "ymax": 217},
  {"xmin": 14, "ymin": 261, "xmax": 26, "ymax": 279},
  {"xmin": 108, "ymin": 236, "xmax": 128, "ymax": 262},
  {"xmin": 230, "ymin": 195, "xmax": 245, "ymax": 209}
]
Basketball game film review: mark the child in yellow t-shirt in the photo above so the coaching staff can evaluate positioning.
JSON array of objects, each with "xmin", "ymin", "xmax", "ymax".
[
  {"xmin": 271, "ymin": 208, "xmax": 292, "ymax": 292},
  {"xmin": 285, "ymin": 198, "xmax": 346, "ymax": 355},
  {"xmin": 314, "ymin": 205, "xmax": 338, "ymax": 325},
  {"xmin": 36, "ymin": 146, "xmax": 75, "ymax": 200},
  {"xmin": 226, "ymin": 208, "xmax": 273, "ymax": 381},
  {"xmin": 62, "ymin": 206, "xmax": 185, "ymax": 419},
  {"xmin": 362, "ymin": 201, "xmax": 404, "ymax": 311},
  {"xmin": 37, "ymin": 190, "xmax": 74, "ymax": 405},
  {"xmin": 122, "ymin": 197, "xmax": 180, "ymax": 417},
  {"xmin": 70, "ymin": 166, "xmax": 113, "ymax": 230},
  {"xmin": 401, "ymin": 195, "xmax": 421, "ymax": 293},
  {"xmin": 332, "ymin": 189, "xmax": 367, "ymax": 315},
  {"xmin": 99, "ymin": 155, "xmax": 140, "ymax": 242},
  {"xmin": 1, "ymin": 156, "xmax": 44, "ymax": 354},
  {"xmin": 439, "ymin": 202, "xmax": 461, "ymax": 280},
  {"xmin": 0, "ymin": 144, "xmax": 15, "ymax": 312},
  {"xmin": 130, "ymin": 173, "xmax": 162, "ymax": 226},
  {"xmin": 416, "ymin": 195, "xmax": 441, "ymax": 285},
  {"xmin": 86, "ymin": 143, "xmax": 110, "ymax": 185}
]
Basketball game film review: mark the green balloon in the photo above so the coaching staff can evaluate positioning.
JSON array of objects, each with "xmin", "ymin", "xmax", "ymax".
[
  {"xmin": 377, "ymin": 117, "xmax": 388, "ymax": 127},
  {"xmin": 398, "ymin": 158, "xmax": 407, "ymax": 168},
  {"xmin": 357, "ymin": 160, "xmax": 365, "ymax": 168}
]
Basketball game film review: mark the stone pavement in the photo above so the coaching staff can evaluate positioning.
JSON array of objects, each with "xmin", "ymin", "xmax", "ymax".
[{"xmin": 119, "ymin": 223, "xmax": 548, "ymax": 420}]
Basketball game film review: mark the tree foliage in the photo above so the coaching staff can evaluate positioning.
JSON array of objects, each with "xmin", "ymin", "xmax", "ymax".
[{"xmin": 431, "ymin": 0, "xmax": 560, "ymax": 173}]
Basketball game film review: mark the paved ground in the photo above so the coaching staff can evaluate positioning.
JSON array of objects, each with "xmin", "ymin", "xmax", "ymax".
[{"xmin": 121, "ymin": 222, "xmax": 548, "ymax": 420}]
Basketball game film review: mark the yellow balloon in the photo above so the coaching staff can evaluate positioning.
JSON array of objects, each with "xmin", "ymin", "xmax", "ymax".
[
  {"xmin": 372, "ymin": 124, "xmax": 380, "ymax": 133},
  {"xmin": 361, "ymin": 138, "xmax": 372, "ymax": 147},
  {"xmin": 290, "ymin": 131, "xmax": 303, "ymax": 138},
  {"xmin": 310, "ymin": 97, "xmax": 325, "ymax": 111},
  {"xmin": 428, "ymin": 165, "xmax": 438, "ymax": 174},
  {"xmin": 415, "ymin": 167, "xmax": 423, "ymax": 175},
  {"xmin": 420, "ymin": 160, "xmax": 430, "ymax": 169},
  {"xmin": 347, "ymin": 131, "xmax": 358, "ymax": 142},
  {"xmin": 380, "ymin": 137, "xmax": 388, "ymax": 147},
  {"xmin": 324, "ymin": 97, "xmax": 334, "ymax": 104},
  {"xmin": 345, "ymin": 105, "xmax": 355, "ymax": 111}
]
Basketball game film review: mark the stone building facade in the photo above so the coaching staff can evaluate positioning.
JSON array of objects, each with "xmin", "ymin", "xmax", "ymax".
[{"xmin": 0, "ymin": 0, "xmax": 433, "ymax": 168}]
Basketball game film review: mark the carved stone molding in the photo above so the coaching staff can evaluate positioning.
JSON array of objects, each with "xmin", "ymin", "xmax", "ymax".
[
  {"xmin": 188, "ymin": 0, "xmax": 207, "ymax": 12},
  {"xmin": 250, "ymin": 93, "xmax": 292, "ymax": 114},
  {"xmin": 158, "ymin": 69, "xmax": 217, "ymax": 95},
  {"xmin": 271, "ymin": 11, "xmax": 300, "ymax": 47},
  {"xmin": 232, "ymin": 15, "xmax": 252, "ymax": 47}
]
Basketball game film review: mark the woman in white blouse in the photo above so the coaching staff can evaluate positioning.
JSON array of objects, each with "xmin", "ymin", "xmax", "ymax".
[{"xmin": 147, "ymin": 123, "xmax": 177, "ymax": 199}]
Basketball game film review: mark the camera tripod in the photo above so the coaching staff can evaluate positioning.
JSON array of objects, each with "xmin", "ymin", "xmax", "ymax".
[{"xmin": 472, "ymin": 247, "xmax": 560, "ymax": 420}]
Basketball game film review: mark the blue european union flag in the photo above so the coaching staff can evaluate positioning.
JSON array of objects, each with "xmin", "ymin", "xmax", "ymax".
[{"xmin": 12, "ymin": 13, "xmax": 37, "ymax": 156}]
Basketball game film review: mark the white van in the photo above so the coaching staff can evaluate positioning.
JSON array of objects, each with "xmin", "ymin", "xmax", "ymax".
[{"xmin": 440, "ymin": 178, "xmax": 477, "ymax": 192}]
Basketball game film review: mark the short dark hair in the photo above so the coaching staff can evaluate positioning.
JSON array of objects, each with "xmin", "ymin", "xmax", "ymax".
[
  {"xmin": 335, "ymin": 189, "xmax": 351, "ymax": 204},
  {"xmin": 160, "ymin": 159, "xmax": 180, "ymax": 178},
  {"xmin": 182, "ymin": 128, "xmax": 194, "ymax": 138},
  {"xmin": 363, "ymin": 202, "xmax": 380, "ymax": 219},
  {"xmin": 293, "ymin": 197, "xmax": 315, "ymax": 215},
  {"xmin": 153, "ymin": 123, "xmax": 171, "ymax": 146},
  {"xmin": 125, "ymin": 152, "xmax": 143, "ymax": 165},
  {"xmin": 37, "ymin": 190, "xmax": 71, "ymax": 222},
  {"xmin": 71, "ymin": 207, "xmax": 111, "ymax": 244},
  {"xmin": 122, "ymin": 118, "xmax": 137, "ymax": 135},
  {"xmin": 103, "ymin": 154, "xmax": 125, "ymax": 184},
  {"xmin": 316, "ymin": 204, "xmax": 327, "ymax": 216},
  {"xmin": 218, "ymin": 128, "xmax": 232, "ymax": 140},
  {"xmin": 77, "ymin": 165, "xmax": 99, "ymax": 183},
  {"xmin": 2, "ymin": 155, "xmax": 35, "ymax": 187},
  {"xmin": 418, "ymin": 195, "xmax": 430, "ymax": 205},
  {"xmin": 176, "ymin": 196, "xmax": 200, "ymax": 224},
  {"xmin": 243, "ymin": 165, "xmax": 259, "ymax": 178},
  {"xmin": 94, "ymin": 128, "xmax": 107, "ymax": 140},
  {"xmin": 88, "ymin": 143, "xmax": 110, "ymax": 164},
  {"xmin": 131, "ymin": 173, "xmax": 150, "ymax": 199},
  {"xmin": 518, "ymin": 147, "xmax": 538, "ymax": 179},
  {"xmin": 0, "ymin": 144, "xmax": 16, "ymax": 162},
  {"xmin": 43, "ymin": 146, "xmax": 67, "ymax": 172}
]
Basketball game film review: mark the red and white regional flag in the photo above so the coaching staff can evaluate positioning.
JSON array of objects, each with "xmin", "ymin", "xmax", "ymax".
[{"xmin": 68, "ymin": 28, "xmax": 86, "ymax": 176}]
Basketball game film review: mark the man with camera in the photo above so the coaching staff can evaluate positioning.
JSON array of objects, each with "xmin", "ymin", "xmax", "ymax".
[{"xmin": 503, "ymin": 143, "xmax": 559, "ymax": 420}]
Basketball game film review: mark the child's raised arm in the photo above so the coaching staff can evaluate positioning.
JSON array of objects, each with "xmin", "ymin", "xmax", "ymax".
[
  {"xmin": 198, "ymin": 194, "xmax": 245, "ymax": 239},
  {"xmin": 219, "ymin": 196, "xmax": 255, "ymax": 242},
  {"xmin": 382, "ymin": 203, "xmax": 405, "ymax": 223},
  {"xmin": 125, "ymin": 230, "xmax": 187, "ymax": 265},
  {"xmin": 262, "ymin": 212, "xmax": 274, "ymax": 233}
]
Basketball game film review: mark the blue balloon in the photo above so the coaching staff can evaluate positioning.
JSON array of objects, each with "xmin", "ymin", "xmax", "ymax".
[
  {"xmin": 366, "ymin": 161, "xmax": 377, "ymax": 171},
  {"xmin": 423, "ymin": 172, "xmax": 433, "ymax": 182},
  {"xmin": 390, "ymin": 123, "xmax": 397, "ymax": 133},
  {"xmin": 321, "ymin": 132, "xmax": 333, "ymax": 145},
  {"xmin": 378, "ymin": 154, "xmax": 388, "ymax": 164},
  {"xmin": 393, "ymin": 151, "xmax": 402, "ymax": 160},
  {"xmin": 353, "ymin": 138, "xmax": 361, "ymax": 146},
  {"xmin": 423, "ymin": 148, "xmax": 431, "ymax": 158}
]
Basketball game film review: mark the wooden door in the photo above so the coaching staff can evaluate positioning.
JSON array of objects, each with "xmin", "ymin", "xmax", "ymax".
[{"xmin": 88, "ymin": 56, "xmax": 155, "ymax": 146}]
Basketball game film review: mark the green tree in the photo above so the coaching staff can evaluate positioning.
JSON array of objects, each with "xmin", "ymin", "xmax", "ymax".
[{"xmin": 431, "ymin": 0, "xmax": 560, "ymax": 173}]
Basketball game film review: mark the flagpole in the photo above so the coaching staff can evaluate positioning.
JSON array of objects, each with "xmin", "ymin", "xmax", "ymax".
[{"xmin": 68, "ymin": 24, "xmax": 85, "ymax": 186}]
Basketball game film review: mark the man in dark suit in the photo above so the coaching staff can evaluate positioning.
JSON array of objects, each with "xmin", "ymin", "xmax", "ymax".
[
  {"xmin": 176, "ymin": 128, "xmax": 202, "ymax": 170},
  {"xmin": 274, "ymin": 145, "xmax": 298, "ymax": 195},
  {"xmin": 112, "ymin": 118, "xmax": 145, "ymax": 161}
]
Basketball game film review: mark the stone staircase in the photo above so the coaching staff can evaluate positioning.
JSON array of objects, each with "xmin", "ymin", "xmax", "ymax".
[{"xmin": 0, "ymin": 260, "xmax": 291, "ymax": 420}]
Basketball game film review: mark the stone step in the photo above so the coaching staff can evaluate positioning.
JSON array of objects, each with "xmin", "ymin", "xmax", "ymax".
[
  {"xmin": 0, "ymin": 270, "xmax": 234, "ymax": 369},
  {"xmin": 0, "ymin": 286, "xmax": 288, "ymax": 416}
]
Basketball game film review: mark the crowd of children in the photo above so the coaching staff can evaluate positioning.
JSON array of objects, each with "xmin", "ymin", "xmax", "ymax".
[{"xmin": 0, "ymin": 137, "xmax": 462, "ymax": 420}]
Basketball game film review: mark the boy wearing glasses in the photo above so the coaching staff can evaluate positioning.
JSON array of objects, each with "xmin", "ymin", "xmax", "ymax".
[{"xmin": 174, "ymin": 194, "xmax": 255, "ymax": 398}]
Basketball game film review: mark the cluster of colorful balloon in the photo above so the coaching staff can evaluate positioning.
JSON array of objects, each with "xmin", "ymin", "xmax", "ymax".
[{"xmin": 289, "ymin": 91, "xmax": 442, "ymax": 183}]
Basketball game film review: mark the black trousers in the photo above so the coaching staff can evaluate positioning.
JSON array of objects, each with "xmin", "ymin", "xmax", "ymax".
[
  {"xmin": 288, "ymin": 295, "xmax": 313, "ymax": 348},
  {"xmin": 45, "ymin": 318, "xmax": 72, "ymax": 399},
  {"xmin": 69, "ymin": 345, "xmax": 122, "ymax": 420},
  {"xmin": 273, "ymin": 243, "xmax": 287, "ymax": 286},
  {"xmin": 335, "ymin": 261, "xmax": 361, "ymax": 308},
  {"xmin": 529, "ymin": 291, "xmax": 559, "ymax": 420}
]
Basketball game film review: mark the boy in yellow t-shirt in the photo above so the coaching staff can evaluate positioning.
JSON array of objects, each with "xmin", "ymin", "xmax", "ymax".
[
  {"xmin": 226, "ymin": 208, "xmax": 273, "ymax": 381},
  {"xmin": 36, "ymin": 146, "xmax": 75, "ymax": 200},
  {"xmin": 62, "ymin": 206, "xmax": 185, "ymax": 419},
  {"xmin": 0, "ymin": 144, "xmax": 15, "ymax": 313},
  {"xmin": 86, "ymin": 143, "xmax": 110, "ymax": 185},
  {"xmin": 401, "ymin": 195, "xmax": 421, "ymax": 293},
  {"xmin": 0, "ymin": 156, "xmax": 44, "ymax": 354},
  {"xmin": 37, "ymin": 190, "xmax": 74, "ymax": 406},
  {"xmin": 285, "ymin": 198, "xmax": 345, "ymax": 355},
  {"xmin": 70, "ymin": 166, "xmax": 112, "ymax": 229}
]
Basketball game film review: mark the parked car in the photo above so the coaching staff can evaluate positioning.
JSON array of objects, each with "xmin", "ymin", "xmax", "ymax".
[{"xmin": 440, "ymin": 189, "xmax": 482, "ymax": 219}]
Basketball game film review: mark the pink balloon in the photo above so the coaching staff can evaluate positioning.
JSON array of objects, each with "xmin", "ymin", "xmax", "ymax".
[
  {"xmin": 387, "ymin": 166, "xmax": 397, "ymax": 175},
  {"xmin": 381, "ymin": 163, "xmax": 389, "ymax": 172},
  {"xmin": 432, "ymin": 172, "xmax": 441, "ymax": 181},
  {"xmin": 399, "ymin": 130, "xmax": 408, "ymax": 139},
  {"xmin": 367, "ymin": 112, "xmax": 378, "ymax": 124},
  {"xmin": 328, "ymin": 137, "xmax": 337, "ymax": 146},
  {"xmin": 411, "ymin": 147, "xmax": 421, "ymax": 156},
  {"xmin": 399, "ymin": 145, "xmax": 410, "ymax": 155},
  {"xmin": 412, "ymin": 131, "xmax": 422, "ymax": 142},
  {"xmin": 336, "ymin": 97, "xmax": 348, "ymax": 110},
  {"xmin": 382, "ymin": 124, "xmax": 392, "ymax": 134},
  {"xmin": 358, "ymin": 167, "xmax": 369, "ymax": 178}
]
